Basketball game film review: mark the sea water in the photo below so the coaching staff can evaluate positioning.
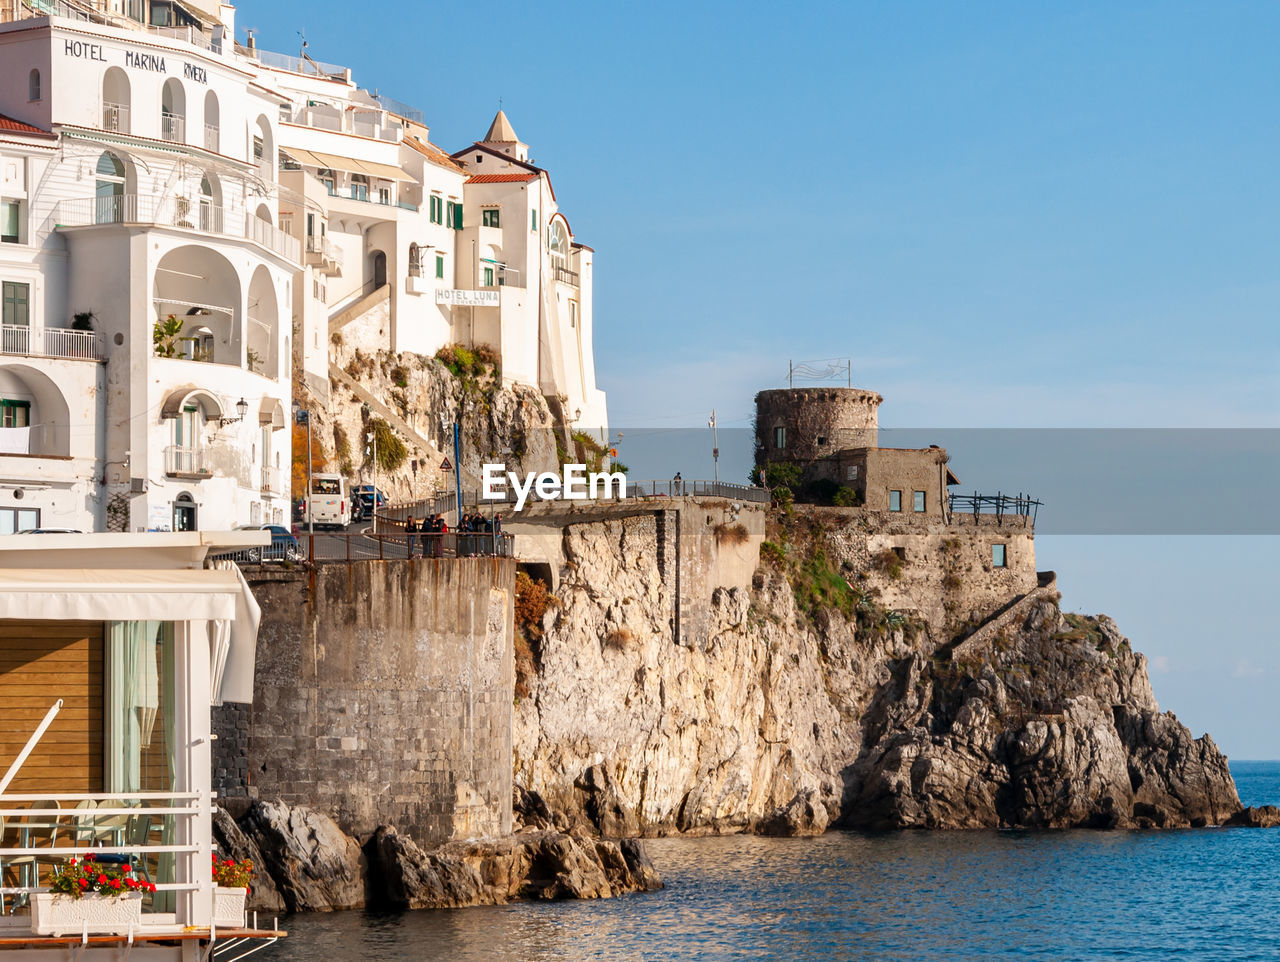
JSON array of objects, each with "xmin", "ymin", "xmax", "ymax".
[{"xmin": 261, "ymin": 762, "xmax": 1280, "ymax": 960}]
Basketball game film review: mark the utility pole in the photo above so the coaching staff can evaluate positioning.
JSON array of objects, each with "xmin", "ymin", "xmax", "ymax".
[
  {"xmin": 453, "ymin": 422, "xmax": 463, "ymax": 526},
  {"xmin": 367, "ymin": 429, "xmax": 377, "ymax": 533},
  {"xmin": 293, "ymin": 401, "xmax": 313, "ymax": 536},
  {"xmin": 709, "ymin": 410, "xmax": 719, "ymax": 485}
]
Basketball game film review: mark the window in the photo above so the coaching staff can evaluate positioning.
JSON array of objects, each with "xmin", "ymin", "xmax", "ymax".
[
  {"xmin": 408, "ymin": 243, "xmax": 422, "ymax": 277},
  {"xmin": 482, "ymin": 208, "xmax": 500, "ymax": 227},
  {"xmin": 150, "ymin": 1, "xmax": 171, "ymax": 25},
  {"xmin": 306, "ymin": 213, "xmax": 314, "ymax": 237},
  {"xmin": 319, "ymin": 169, "xmax": 336, "ymax": 195},
  {"xmin": 0, "ymin": 399, "xmax": 30, "ymax": 427},
  {"xmin": 378, "ymin": 186, "xmax": 391, "ymax": 205},
  {"xmin": 435, "ymin": 254, "xmax": 444, "ymax": 279},
  {"xmin": 2, "ymin": 201, "xmax": 19, "ymax": 244},
  {"xmin": 28, "ymin": 69, "xmax": 40, "ymax": 102},
  {"xmin": 2, "ymin": 282, "xmax": 30, "ymax": 327},
  {"xmin": 0, "ymin": 507, "xmax": 39, "ymax": 533},
  {"xmin": 889, "ymin": 490, "xmax": 902, "ymax": 512},
  {"xmin": 350, "ymin": 174, "xmax": 368, "ymax": 201},
  {"xmin": 817, "ymin": 436, "xmax": 827, "ymax": 446},
  {"xmin": 992, "ymin": 544, "xmax": 1007, "ymax": 568},
  {"xmin": 429, "ymin": 195, "xmax": 442, "ymax": 224},
  {"xmin": 913, "ymin": 490, "xmax": 926, "ymax": 512},
  {"xmin": 773, "ymin": 426, "xmax": 786, "ymax": 449},
  {"xmin": 531, "ymin": 208, "xmax": 537, "ymax": 231},
  {"xmin": 483, "ymin": 266, "xmax": 494, "ymax": 286},
  {"xmin": 446, "ymin": 200, "xmax": 462, "ymax": 229}
]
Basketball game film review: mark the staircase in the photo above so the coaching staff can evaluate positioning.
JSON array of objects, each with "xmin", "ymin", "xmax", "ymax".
[
  {"xmin": 942, "ymin": 571, "xmax": 1059, "ymax": 661},
  {"xmin": 328, "ymin": 282, "xmax": 389, "ymax": 335}
]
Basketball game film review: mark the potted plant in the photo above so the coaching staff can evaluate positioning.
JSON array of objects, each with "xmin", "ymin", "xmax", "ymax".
[
  {"xmin": 211, "ymin": 854, "xmax": 252, "ymax": 928},
  {"xmin": 32, "ymin": 852, "xmax": 157, "ymax": 936},
  {"xmin": 71, "ymin": 311, "xmax": 96, "ymax": 331},
  {"xmin": 153, "ymin": 314, "xmax": 184, "ymax": 357}
]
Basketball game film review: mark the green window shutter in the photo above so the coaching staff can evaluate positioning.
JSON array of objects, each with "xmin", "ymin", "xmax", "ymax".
[
  {"xmin": 454, "ymin": 203, "xmax": 462, "ymax": 230},
  {"xmin": 435, "ymin": 255, "xmax": 444, "ymax": 279}
]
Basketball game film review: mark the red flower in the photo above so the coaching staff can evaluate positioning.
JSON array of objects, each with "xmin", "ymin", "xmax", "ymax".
[
  {"xmin": 84, "ymin": 853, "xmax": 96, "ymax": 862},
  {"xmin": 111, "ymin": 879, "xmax": 121, "ymax": 889},
  {"xmin": 78, "ymin": 878, "xmax": 89, "ymax": 889},
  {"xmin": 97, "ymin": 874, "xmax": 108, "ymax": 885}
]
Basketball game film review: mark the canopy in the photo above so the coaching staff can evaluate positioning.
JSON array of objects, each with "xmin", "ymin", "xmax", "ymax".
[{"xmin": 284, "ymin": 147, "xmax": 412, "ymax": 182}]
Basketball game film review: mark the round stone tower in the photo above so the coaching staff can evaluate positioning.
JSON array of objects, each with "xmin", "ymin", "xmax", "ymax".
[{"xmin": 754, "ymin": 387, "xmax": 883, "ymax": 467}]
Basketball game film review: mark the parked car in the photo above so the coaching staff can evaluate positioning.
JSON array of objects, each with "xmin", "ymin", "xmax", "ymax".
[{"xmin": 212, "ymin": 524, "xmax": 304, "ymax": 564}]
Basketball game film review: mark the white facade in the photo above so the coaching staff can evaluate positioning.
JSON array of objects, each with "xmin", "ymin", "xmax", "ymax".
[{"xmin": 0, "ymin": 7, "xmax": 296, "ymax": 532}]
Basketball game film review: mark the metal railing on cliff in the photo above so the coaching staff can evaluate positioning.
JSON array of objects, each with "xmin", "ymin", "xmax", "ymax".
[{"xmin": 946, "ymin": 492, "xmax": 1041, "ymax": 527}]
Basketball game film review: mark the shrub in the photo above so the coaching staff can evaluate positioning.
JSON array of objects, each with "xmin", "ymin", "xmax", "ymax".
[
  {"xmin": 604, "ymin": 626, "xmax": 635, "ymax": 649},
  {"xmin": 761, "ymin": 462, "xmax": 802, "ymax": 490},
  {"xmin": 760, "ymin": 540, "xmax": 787, "ymax": 566},
  {"xmin": 714, "ymin": 522, "xmax": 750, "ymax": 546},
  {"xmin": 942, "ymin": 572, "xmax": 963, "ymax": 591},
  {"xmin": 832, "ymin": 485, "xmax": 861, "ymax": 507},
  {"xmin": 514, "ymin": 571, "xmax": 551, "ymax": 701},
  {"xmin": 390, "ymin": 364, "xmax": 409, "ymax": 388},
  {"xmin": 792, "ymin": 548, "xmax": 857, "ymax": 619},
  {"xmin": 363, "ymin": 418, "xmax": 407, "ymax": 473},
  {"xmin": 873, "ymin": 548, "xmax": 904, "ymax": 580},
  {"xmin": 771, "ymin": 485, "xmax": 794, "ymax": 509}
]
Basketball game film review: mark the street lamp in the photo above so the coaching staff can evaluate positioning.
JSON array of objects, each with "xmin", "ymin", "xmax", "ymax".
[
  {"xmin": 709, "ymin": 410, "xmax": 719, "ymax": 485},
  {"xmin": 219, "ymin": 397, "xmax": 249, "ymax": 426},
  {"xmin": 366, "ymin": 429, "xmax": 377, "ymax": 533},
  {"xmin": 292, "ymin": 399, "xmax": 312, "ymax": 536}
]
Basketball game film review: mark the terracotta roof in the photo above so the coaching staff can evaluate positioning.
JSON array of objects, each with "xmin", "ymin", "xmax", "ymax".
[
  {"xmin": 403, "ymin": 136, "xmax": 466, "ymax": 174},
  {"xmin": 465, "ymin": 173, "xmax": 538, "ymax": 185},
  {"xmin": 0, "ymin": 113, "xmax": 54, "ymax": 138}
]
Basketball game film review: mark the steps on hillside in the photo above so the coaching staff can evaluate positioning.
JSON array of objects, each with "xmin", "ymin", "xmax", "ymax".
[
  {"xmin": 328, "ymin": 283, "xmax": 389, "ymax": 334},
  {"xmin": 328, "ymin": 363, "xmax": 439, "ymax": 458}
]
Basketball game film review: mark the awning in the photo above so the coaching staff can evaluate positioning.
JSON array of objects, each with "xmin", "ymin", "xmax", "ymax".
[
  {"xmin": 160, "ymin": 387, "xmax": 224, "ymax": 420},
  {"xmin": 283, "ymin": 147, "xmax": 412, "ymax": 182},
  {"xmin": 208, "ymin": 561, "xmax": 260, "ymax": 705},
  {"xmin": 0, "ymin": 568, "xmax": 240, "ymax": 621}
]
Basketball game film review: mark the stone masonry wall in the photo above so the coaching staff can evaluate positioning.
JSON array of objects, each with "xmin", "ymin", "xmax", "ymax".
[{"xmin": 215, "ymin": 558, "xmax": 516, "ymax": 847}]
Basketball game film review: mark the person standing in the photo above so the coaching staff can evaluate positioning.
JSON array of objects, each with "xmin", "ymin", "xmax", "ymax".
[
  {"xmin": 405, "ymin": 516, "xmax": 418, "ymax": 557},
  {"xmin": 672, "ymin": 471, "xmax": 683, "ymax": 496}
]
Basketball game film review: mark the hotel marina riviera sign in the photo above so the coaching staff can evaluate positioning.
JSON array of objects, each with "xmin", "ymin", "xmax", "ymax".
[{"xmin": 63, "ymin": 38, "xmax": 208, "ymax": 82}]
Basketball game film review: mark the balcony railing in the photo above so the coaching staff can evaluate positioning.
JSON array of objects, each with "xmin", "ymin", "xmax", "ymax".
[
  {"xmin": 161, "ymin": 111, "xmax": 185, "ymax": 143},
  {"xmin": 102, "ymin": 101, "xmax": 130, "ymax": 134},
  {"xmin": 246, "ymin": 216, "xmax": 301, "ymax": 263},
  {"xmin": 554, "ymin": 266, "xmax": 579, "ymax": 286},
  {"xmin": 0, "ymin": 791, "xmax": 207, "ymax": 919},
  {"xmin": 1, "ymin": 324, "xmax": 30, "ymax": 356},
  {"xmin": 56, "ymin": 195, "xmax": 301, "ymax": 265},
  {"xmin": 203, "ymin": 122, "xmax": 219, "ymax": 152},
  {"xmin": 0, "ymin": 325, "xmax": 100, "ymax": 360},
  {"xmin": 260, "ymin": 465, "xmax": 283, "ymax": 493},
  {"xmin": 165, "ymin": 445, "xmax": 208, "ymax": 476}
]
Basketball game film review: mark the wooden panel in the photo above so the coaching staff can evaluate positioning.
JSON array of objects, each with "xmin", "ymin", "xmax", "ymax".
[{"xmin": 0, "ymin": 621, "xmax": 103, "ymax": 793}]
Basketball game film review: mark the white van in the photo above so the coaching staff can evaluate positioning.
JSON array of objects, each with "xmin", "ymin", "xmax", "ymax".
[{"xmin": 304, "ymin": 474, "xmax": 351, "ymax": 530}]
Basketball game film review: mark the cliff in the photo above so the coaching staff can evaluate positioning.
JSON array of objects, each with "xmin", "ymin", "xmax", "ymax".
[{"xmin": 513, "ymin": 508, "xmax": 1241, "ymax": 833}]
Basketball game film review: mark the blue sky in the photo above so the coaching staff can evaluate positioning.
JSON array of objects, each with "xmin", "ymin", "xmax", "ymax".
[{"xmin": 239, "ymin": 2, "xmax": 1279, "ymax": 755}]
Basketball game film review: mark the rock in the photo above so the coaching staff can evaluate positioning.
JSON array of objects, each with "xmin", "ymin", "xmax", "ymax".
[
  {"xmin": 212, "ymin": 807, "xmax": 286, "ymax": 915},
  {"xmin": 364, "ymin": 825, "xmax": 663, "ymax": 909},
  {"xmin": 1224, "ymin": 806, "xmax": 1280, "ymax": 828},
  {"xmin": 513, "ymin": 513, "xmax": 1243, "ymax": 834},
  {"xmin": 237, "ymin": 800, "xmax": 365, "ymax": 912},
  {"xmin": 757, "ymin": 789, "xmax": 830, "ymax": 836}
]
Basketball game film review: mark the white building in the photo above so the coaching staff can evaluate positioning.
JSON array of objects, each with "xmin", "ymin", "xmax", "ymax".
[
  {"xmin": 0, "ymin": 2, "xmax": 296, "ymax": 533},
  {"xmin": 452, "ymin": 111, "xmax": 609, "ymax": 435},
  {"xmin": 0, "ymin": 529, "xmax": 282, "ymax": 956}
]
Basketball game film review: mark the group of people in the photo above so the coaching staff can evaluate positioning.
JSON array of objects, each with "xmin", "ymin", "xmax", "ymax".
[{"xmin": 402, "ymin": 512, "xmax": 503, "ymax": 558}]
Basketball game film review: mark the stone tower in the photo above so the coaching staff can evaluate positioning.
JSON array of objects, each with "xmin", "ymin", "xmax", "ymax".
[{"xmin": 754, "ymin": 387, "xmax": 883, "ymax": 469}]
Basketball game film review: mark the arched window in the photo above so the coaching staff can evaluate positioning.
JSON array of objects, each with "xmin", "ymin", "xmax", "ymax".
[
  {"xmin": 102, "ymin": 67, "xmax": 130, "ymax": 133},
  {"xmin": 547, "ymin": 219, "xmax": 568, "ymax": 271},
  {"xmin": 161, "ymin": 78, "xmax": 185, "ymax": 143},
  {"xmin": 94, "ymin": 152, "xmax": 126, "ymax": 224},
  {"xmin": 198, "ymin": 173, "xmax": 221, "ymax": 232},
  {"xmin": 27, "ymin": 69, "xmax": 40, "ymax": 102},
  {"xmin": 203, "ymin": 90, "xmax": 219, "ymax": 152},
  {"xmin": 408, "ymin": 242, "xmax": 421, "ymax": 277}
]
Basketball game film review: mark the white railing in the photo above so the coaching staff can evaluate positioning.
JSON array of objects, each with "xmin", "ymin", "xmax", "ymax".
[
  {"xmin": 246, "ymin": 216, "xmax": 300, "ymax": 263},
  {"xmin": 0, "ymin": 324, "xmax": 30, "ymax": 355},
  {"xmin": 203, "ymin": 123, "xmax": 219, "ymax": 152},
  {"xmin": 165, "ymin": 445, "xmax": 206, "ymax": 476},
  {"xmin": 261, "ymin": 465, "xmax": 282, "ymax": 493},
  {"xmin": 152, "ymin": 24, "xmax": 221, "ymax": 53},
  {"xmin": 102, "ymin": 101, "xmax": 130, "ymax": 134},
  {"xmin": 0, "ymin": 791, "xmax": 207, "ymax": 912},
  {"xmin": 42, "ymin": 328, "xmax": 100, "ymax": 359},
  {"xmin": 161, "ymin": 111, "xmax": 185, "ymax": 143},
  {"xmin": 56, "ymin": 195, "xmax": 302, "ymax": 265}
]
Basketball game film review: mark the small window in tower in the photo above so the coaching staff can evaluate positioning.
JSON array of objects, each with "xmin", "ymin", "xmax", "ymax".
[
  {"xmin": 773, "ymin": 426, "xmax": 786, "ymax": 449},
  {"xmin": 28, "ymin": 69, "xmax": 40, "ymax": 102},
  {"xmin": 992, "ymin": 544, "xmax": 1007, "ymax": 568},
  {"xmin": 476, "ymin": 154, "xmax": 482, "ymax": 164},
  {"xmin": 889, "ymin": 490, "xmax": 902, "ymax": 512},
  {"xmin": 482, "ymin": 208, "xmax": 500, "ymax": 228},
  {"xmin": 817, "ymin": 436, "xmax": 827, "ymax": 446},
  {"xmin": 913, "ymin": 490, "xmax": 926, "ymax": 512}
]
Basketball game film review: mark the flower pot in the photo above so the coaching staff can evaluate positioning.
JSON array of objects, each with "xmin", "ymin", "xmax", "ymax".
[
  {"xmin": 212, "ymin": 886, "xmax": 247, "ymax": 928},
  {"xmin": 31, "ymin": 892, "xmax": 143, "ymax": 936}
]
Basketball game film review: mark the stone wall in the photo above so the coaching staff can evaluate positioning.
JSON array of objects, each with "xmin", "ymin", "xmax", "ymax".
[
  {"xmin": 216, "ymin": 558, "xmax": 516, "ymax": 847},
  {"xmin": 755, "ymin": 388, "xmax": 882, "ymax": 464}
]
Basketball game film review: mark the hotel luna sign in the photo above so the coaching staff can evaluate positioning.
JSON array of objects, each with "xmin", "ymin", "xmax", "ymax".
[{"xmin": 63, "ymin": 39, "xmax": 208, "ymax": 84}]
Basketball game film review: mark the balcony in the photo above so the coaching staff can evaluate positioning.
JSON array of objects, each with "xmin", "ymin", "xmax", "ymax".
[
  {"xmin": 102, "ymin": 101, "xmax": 130, "ymax": 134},
  {"xmin": 0, "ymin": 324, "xmax": 102, "ymax": 360},
  {"xmin": 56, "ymin": 195, "xmax": 302, "ymax": 265},
  {"xmin": 204, "ymin": 123, "xmax": 219, "ymax": 152},
  {"xmin": 260, "ymin": 465, "xmax": 283, "ymax": 494},
  {"xmin": 161, "ymin": 111, "xmax": 185, "ymax": 144},
  {"xmin": 554, "ymin": 266, "xmax": 580, "ymax": 286},
  {"xmin": 165, "ymin": 444, "xmax": 210, "ymax": 478},
  {"xmin": 305, "ymin": 235, "xmax": 342, "ymax": 275}
]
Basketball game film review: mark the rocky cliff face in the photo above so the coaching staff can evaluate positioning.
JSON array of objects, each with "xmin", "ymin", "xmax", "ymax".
[{"xmin": 513, "ymin": 512, "xmax": 1241, "ymax": 834}]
